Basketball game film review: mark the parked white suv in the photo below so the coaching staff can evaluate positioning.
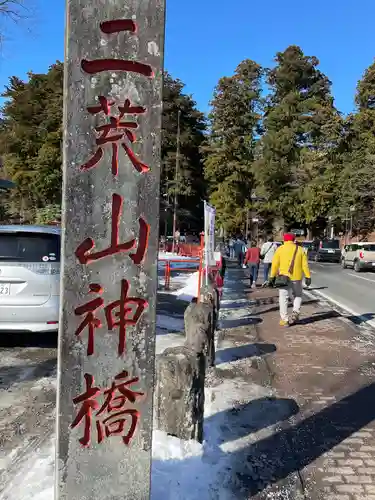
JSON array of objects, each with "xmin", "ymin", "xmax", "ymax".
[
  {"xmin": 0, "ymin": 225, "xmax": 60, "ymax": 332},
  {"xmin": 341, "ymin": 242, "xmax": 375, "ymax": 272}
]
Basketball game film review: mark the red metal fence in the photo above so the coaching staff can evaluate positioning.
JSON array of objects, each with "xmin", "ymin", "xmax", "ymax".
[
  {"xmin": 160, "ymin": 258, "xmax": 201, "ymax": 290},
  {"xmin": 159, "ymin": 233, "xmax": 224, "ymax": 301},
  {"xmin": 159, "ymin": 241, "xmax": 201, "ymax": 257}
]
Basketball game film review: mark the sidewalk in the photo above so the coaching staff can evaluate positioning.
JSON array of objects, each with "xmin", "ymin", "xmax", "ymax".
[
  {"xmin": 2, "ymin": 262, "xmax": 375, "ymax": 499},
  {"xmin": 155, "ymin": 262, "xmax": 375, "ymax": 499},
  {"xmin": 249, "ymin": 266, "xmax": 375, "ymax": 499}
]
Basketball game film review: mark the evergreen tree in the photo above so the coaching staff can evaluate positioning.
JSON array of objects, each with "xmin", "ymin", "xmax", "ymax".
[
  {"xmin": 203, "ymin": 59, "xmax": 263, "ymax": 233},
  {"xmin": 161, "ymin": 73, "xmax": 206, "ymax": 233},
  {"xmin": 256, "ymin": 46, "xmax": 342, "ymax": 231},
  {"xmin": 336, "ymin": 60, "xmax": 375, "ymax": 236},
  {"xmin": 0, "ymin": 65, "xmax": 207, "ymax": 229},
  {"xmin": 0, "ymin": 62, "xmax": 63, "ymax": 221}
]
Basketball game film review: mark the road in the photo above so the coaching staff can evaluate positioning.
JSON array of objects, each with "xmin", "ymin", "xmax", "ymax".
[{"xmin": 307, "ymin": 261, "xmax": 375, "ymax": 328}]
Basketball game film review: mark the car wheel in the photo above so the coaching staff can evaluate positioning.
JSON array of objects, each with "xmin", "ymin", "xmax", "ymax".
[
  {"xmin": 354, "ymin": 260, "xmax": 361, "ymax": 272},
  {"xmin": 341, "ymin": 259, "xmax": 347, "ymax": 269}
]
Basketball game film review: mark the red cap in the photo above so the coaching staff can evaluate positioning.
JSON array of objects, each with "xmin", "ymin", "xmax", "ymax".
[{"xmin": 283, "ymin": 233, "xmax": 295, "ymax": 242}]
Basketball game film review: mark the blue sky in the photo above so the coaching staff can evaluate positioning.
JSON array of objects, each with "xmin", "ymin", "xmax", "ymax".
[{"xmin": 0, "ymin": 0, "xmax": 374, "ymax": 115}]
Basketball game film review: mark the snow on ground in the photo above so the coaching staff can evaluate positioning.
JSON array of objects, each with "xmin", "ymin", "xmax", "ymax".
[
  {"xmin": 1, "ymin": 263, "xmax": 274, "ymax": 500},
  {"xmin": 158, "ymin": 251, "xmax": 198, "ymax": 261},
  {"xmin": 172, "ymin": 271, "xmax": 199, "ymax": 302},
  {"xmin": 0, "ymin": 438, "xmax": 55, "ymax": 500},
  {"xmin": 158, "ymin": 252, "xmax": 200, "ymax": 291}
]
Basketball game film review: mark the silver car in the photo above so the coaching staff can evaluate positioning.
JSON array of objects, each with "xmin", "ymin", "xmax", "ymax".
[{"xmin": 0, "ymin": 225, "xmax": 60, "ymax": 332}]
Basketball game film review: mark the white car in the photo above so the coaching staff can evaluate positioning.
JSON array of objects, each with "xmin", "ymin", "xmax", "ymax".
[
  {"xmin": 0, "ymin": 225, "xmax": 60, "ymax": 332},
  {"xmin": 341, "ymin": 242, "xmax": 375, "ymax": 272}
]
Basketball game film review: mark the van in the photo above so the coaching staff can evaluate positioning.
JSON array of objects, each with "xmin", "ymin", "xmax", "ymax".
[
  {"xmin": 0, "ymin": 225, "xmax": 61, "ymax": 332},
  {"xmin": 341, "ymin": 242, "xmax": 375, "ymax": 272},
  {"xmin": 308, "ymin": 239, "xmax": 341, "ymax": 263}
]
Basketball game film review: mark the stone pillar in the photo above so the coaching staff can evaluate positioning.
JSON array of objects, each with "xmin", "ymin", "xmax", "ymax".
[
  {"xmin": 56, "ymin": 1, "xmax": 165, "ymax": 499},
  {"xmin": 184, "ymin": 300, "xmax": 215, "ymax": 367},
  {"xmin": 154, "ymin": 346, "xmax": 205, "ymax": 443}
]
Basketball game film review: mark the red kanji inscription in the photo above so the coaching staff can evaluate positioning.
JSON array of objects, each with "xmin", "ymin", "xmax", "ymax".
[
  {"xmin": 81, "ymin": 19, "xmax": 153, "ymax": 78},
  {"xmin": 71, "ymin": 371, "xmax": 144, "ymax": 447},
  {"xmin": 75, "ymin": 193, "xmax": 149, "ymax": 265},
  {"xmin": 81, "ymin": 97, "xmax": 149, "ymax": 176},
  {"xmin": 74, "ymin": 279, "xmax": 148, "ymax": 356}
]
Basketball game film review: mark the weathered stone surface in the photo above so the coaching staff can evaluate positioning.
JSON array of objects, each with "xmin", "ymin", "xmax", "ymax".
[
  {"xmin": 57, "ymin": 1, "xmax": 165, "ymax": 499},
  {"xmin": 154, "ymin": 346, "xmax": 205, "ymax": 442},
  {"xmin": 184, "ymin": 300, "xmax": 215, "ymax": 367}
]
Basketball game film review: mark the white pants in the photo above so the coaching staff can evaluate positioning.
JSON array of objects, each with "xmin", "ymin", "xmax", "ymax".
[{"xmin": 279, "ymin": 280, "xmax": 303, "ymax": 321}]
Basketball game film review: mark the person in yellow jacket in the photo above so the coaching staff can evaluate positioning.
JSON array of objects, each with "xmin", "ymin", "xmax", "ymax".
[{"xmin": 268, "ymin": 233, "xmax": 311, "ymax": 327}]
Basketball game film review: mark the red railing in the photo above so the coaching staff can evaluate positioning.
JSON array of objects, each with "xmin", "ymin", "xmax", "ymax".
[
  {"xmin": 159, "ymin": 233, "xmax": 224, "ymax": 301},
  {"xmin": 159, "ymin": 241, "xmax": 201, "ymax": 256},
  {"xmin": 160, "ymin": 258, "xmax": 200, "ymax": 290}
]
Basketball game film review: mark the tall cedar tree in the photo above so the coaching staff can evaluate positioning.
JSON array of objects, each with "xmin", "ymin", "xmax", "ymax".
[
  {"xmin": 0, "ymin": 63, "xmax": 63, "ymax": 221},
  {"xmin": 336, "ymin": 60, "xmax": 375, "ymax": 236},
  {"xmin": 203, "ymin": 60, "xmax": 263, "ymax": 233},
  {"xmin": 161, "ymin": 73, "xmax": 206, "ymax": 233},
  {"xmin": 256, "ymin": 46, "xmax": 342, "ymax": 231},
  {"xmin": 0, "ymin": 64, "xmax": 206, "ymax": 228}
]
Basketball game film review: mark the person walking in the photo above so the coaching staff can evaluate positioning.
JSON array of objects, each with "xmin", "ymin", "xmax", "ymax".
[
  {"xmin": 228, "ymin": 237, "xmax": 235, "ymax": 259},
  {"xmin": 260, "ymin": 234, "xmax": 277, "ymax": 285},
  {"xmin": 268, "ymin": 233, "xmax": 311, "ymax": 327},
  {"xmin": 234, "ymin": 236, "xmax": 245, "ymax": 267},
  {"xmin": 244, "ymin": 240, "xmax": 260, "ymax": 288}
]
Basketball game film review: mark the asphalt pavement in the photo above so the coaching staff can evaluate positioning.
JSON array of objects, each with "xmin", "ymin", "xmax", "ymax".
[{"xmin": 306, "ymin": 260, "xmax": 375, "ymax": 328}]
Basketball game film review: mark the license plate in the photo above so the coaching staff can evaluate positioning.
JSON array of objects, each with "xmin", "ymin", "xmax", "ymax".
[
  {"xmin": 0, "ymin": 283, "xmax": 10, "ymax": 295},
  {"xmin": 372, "ymin": 263, "xmax": 375, "ymax": 266},
  {"xmin": 327, "ymin": 250, "xmax": 334, "ymax": 253}
]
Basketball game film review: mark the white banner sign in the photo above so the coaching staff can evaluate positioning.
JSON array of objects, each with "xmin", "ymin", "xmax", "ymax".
[{"xmin": 204, "ymin": 202, "xmax": 216, "ymax": 268}]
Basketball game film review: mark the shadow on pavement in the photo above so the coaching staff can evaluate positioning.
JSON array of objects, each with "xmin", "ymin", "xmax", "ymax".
[
  {"xmin": 0, "ymin": 358, "xmax": 56, "ymax": 389},
  {"xmin": 297, "ymin": 310, "xmax": 340, "ymax": 325},
  {"xmin": 216, "ymin": 342, "xmax": 276, "ymax": 365},
  {"xmin": 253, "ymin": 299, "xmax": 319, "ymax": 316},
  {"xmin": 220, "ymin": 301, "xmax": 253, "ymax": 310},
  {"xmin": 347, "ymin": 312, "xmax": 375, "ymax": 325},
  {"xmin": 154, "ymin": 381, "xmax": 375, "ymax": 498},
  {"xmin": 205, "ymin": 397, "xmax": 299, "ymax": 445},
  {"xmin": 221, "ymin": 316, "xmax": 262, "ymax": 329},
  {"xmin": 156, "ymin": 292, "xmax": 188, "ymax": 317},
  {"xmin": 0, "ymin": 331, "xmax": 58, "ymax": 348}
]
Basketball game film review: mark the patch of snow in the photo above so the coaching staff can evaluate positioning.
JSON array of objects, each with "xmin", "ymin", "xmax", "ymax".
[
  {"xmin": 158, "ymin": 252, "xmax": 199, "ymax": 261},
  {"xmin": 172, "ymin": 271, "xmax": 199, "ymax": 302},
  {"xmin": 3, "ymin": 266, "xmax": 268, "ymax": 500},
  {"xmin": 0, "ymin": 438, "xmax": 55, "ymax": 500},
  {"xmin": 151, "ymin": 376, "xmax": 274, "ymax": 500}
]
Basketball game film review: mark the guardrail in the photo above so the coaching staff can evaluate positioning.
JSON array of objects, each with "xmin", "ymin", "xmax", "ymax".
[
  {"xmin": 159, "ymin": 258, "xmax": 200, "ymax": 290},
  {"xmin": 159, "ymin": 242, "xmax": 201, "ymax": 256},
  {"xmin": 159, "ymin": 234, "xmax": 225, "ymax": 301}
]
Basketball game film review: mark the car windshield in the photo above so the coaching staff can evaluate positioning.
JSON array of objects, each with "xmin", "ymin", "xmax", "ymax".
[
  {"xmin": 360, "ymin": 244, "xmax": 375, "ymax": 252},
  {"xmin": 321, "ymin": 240, "xmax": 340, "ymax": 249},
  {"xmin": 0, "ymin": 232, "xmax": 60, "ymax": 262}
]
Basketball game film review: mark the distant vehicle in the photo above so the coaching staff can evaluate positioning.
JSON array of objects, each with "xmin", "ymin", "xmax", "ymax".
[
  {"xmin": 301, "ymin": 240, "xmax": 313, "ymax": 255},
  {"xmin": 308, "ymin": 239, "xmax": 341, "ymax": 263},
  {"xmin": 0, "ymin": 225, "xmax": 60, "ymax": 333},
  {"xmin": 341, "ymin": 242, "xmax": 375, "ymax": 272}
]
